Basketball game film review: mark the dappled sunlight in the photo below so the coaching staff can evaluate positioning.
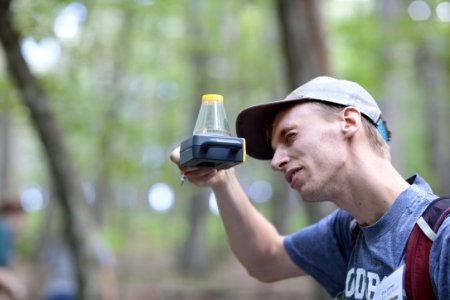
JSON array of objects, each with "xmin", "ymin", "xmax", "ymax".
[
  {"xmin": 436, "ymin": 2, "xmax": 450, "ymax": 22},
  {"xmin": 20, "ymin": 186, "xmax": 46, "ymax": 213},
  {"xmin": 208, "ymin": 192, "xmax": 220, "ymax": 216},
  {"xmin": 148, "ymin": 183, "xmax": 175, "ymax": 213},
  {"xmin": 53, "ymin": 2, "xmax": 87, "ymax": 40},
  {"xmin": 248, "ymin": 180, "xmax": 272, "ymax": 204},
  {"xmin": 82, "ymin": 181, "xmax": 96, "ymax": 205},
  {"xmin": 21, "ymin": 37, "xmax": 61, "ymax": 73},
  {"xmin": 408, "ymin": 1, "xmax": 450, "ymax": 22},
  {"xmin": 408, "ymin": 1, "xmax": 432, "ymax": 21}
]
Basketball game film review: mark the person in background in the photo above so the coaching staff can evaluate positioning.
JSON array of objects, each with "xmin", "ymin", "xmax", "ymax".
[
  {"xmin": 0, "ymin": 197, "xmax": 28, "ymax": 300},
  {"xmin": 39, "ymin": 232, "xmax": 118, "ymax": 300}
]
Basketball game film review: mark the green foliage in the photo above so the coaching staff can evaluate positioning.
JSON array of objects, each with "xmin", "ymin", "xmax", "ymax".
[
  {"xmin": 2, "ymin": 1, "xmax": 449, "ymax": 289},
  {"xmin": 325, "ymin": 0, "xmax": 450, "ymax": 183},
  {"xmin": 327, "ymin": 11, "xmax": 385, "ymax": 93}
]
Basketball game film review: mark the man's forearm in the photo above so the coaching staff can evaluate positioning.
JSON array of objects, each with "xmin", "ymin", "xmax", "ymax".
[{"xmin": 211, "ymin": 169, "xmax": 302, "ymax": 281}]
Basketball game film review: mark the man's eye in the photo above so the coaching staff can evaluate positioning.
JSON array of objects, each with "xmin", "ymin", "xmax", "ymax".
[{"xmin": 285, "ymin": 132, "xmax": 296, "ymax": 144}]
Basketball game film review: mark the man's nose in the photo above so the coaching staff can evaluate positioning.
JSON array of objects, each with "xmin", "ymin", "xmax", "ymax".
[{"xmin": 271, "ymin": 148, "xmax": 288, "ymax": 171}]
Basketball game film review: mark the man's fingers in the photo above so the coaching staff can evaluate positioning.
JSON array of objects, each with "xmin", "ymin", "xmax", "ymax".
[
  {"xmin": 170, "ymin": 146, "xmax": 181, "ymax": 165},
  {"xmin": 185, "ymin": 168, "xmax": 214, "ymax": 178},
  {"xmin": 169, "ymin": 146, "xmax": 220, "ymax": 187},
  {"xmin": 185, "ymin": 168, "xmax": 218, "ymax": 187}
]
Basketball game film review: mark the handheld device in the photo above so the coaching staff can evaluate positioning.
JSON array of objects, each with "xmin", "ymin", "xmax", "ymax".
[{"xmin": 179, "ymin": 94, "xmax": 246, "ymax": 169}]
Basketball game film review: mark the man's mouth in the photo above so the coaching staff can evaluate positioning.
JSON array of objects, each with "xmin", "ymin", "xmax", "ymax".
[{"xmin": 285, "ymin": 168, "xmax": 303, "ymax": 187}]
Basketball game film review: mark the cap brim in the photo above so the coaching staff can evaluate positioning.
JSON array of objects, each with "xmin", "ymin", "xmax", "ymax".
[{"xmin": 236, "ymin": 98, "xmax": 307, "ymax": 160}]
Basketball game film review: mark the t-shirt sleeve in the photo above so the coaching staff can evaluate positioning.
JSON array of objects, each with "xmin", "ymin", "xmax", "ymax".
[
  {"xmin": 429, "ymin": 216, "xmax": 450, "ymax": 299},
  {"xmin": 0, "ymin": 222, "xmax": 12, "ymax": 266},
  {"xmin": 283, "ymin": 209, "xmax": 353, "ymax": 297}
]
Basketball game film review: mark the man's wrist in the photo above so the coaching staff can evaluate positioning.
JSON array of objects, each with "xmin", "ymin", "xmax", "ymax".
[{"xmin": 211, "ymin": 168, "xmax": 237, "ymax": 191}]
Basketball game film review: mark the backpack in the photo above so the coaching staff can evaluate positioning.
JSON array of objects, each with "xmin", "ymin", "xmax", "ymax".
[{"xmin": 350, "ymin": 197, "xmax": 450, "ymax": 300}]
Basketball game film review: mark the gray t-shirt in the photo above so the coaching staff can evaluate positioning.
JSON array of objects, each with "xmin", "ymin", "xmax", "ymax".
[{"xmin": 283, "ymin": 174, "xmax": 450, "ymax": 299}]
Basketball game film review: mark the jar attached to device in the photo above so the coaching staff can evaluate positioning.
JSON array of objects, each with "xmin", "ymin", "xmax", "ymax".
[{"xmin": 179, "ymin": 94, "xmax": 246, "ymax": 169}]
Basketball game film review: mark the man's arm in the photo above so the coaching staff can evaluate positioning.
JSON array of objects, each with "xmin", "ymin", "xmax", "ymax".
[
  {"xmin": 170, "ymin": 148, "xmax": 305, "ymax": 282},
  {"xmin": 0, "ymin": 267, "xmax": 27, "ymax": 299}
]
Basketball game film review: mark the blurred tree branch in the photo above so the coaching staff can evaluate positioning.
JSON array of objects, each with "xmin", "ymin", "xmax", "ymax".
[{"xmin": 0, "ymin": 0, "xmax": 101, "ymax": 299}]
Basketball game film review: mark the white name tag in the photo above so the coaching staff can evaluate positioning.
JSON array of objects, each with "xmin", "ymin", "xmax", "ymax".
[{"xmin": 373, "ymin": 265, "xmax": 404, "ymax": 300}]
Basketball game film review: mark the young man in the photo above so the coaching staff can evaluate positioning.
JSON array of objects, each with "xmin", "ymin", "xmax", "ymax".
[{"xmin": 170, "ymin": 76, "xmax": 450, "ymax": 299}]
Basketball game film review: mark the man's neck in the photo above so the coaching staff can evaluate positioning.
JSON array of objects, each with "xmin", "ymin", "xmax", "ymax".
[{"xmin": 333, "ymin": 156, "xmax": 410, "ymax": 226}]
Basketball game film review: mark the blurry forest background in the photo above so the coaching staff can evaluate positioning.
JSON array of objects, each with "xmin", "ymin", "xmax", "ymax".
[{"xmin": 0, "ymin": 0, "xmax": 449, "ymax": 299}]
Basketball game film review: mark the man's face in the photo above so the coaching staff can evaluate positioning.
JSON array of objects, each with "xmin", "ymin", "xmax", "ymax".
[
  {"xmin": 7, "ymin": 212, "xmax": 26, "ymax": 234},
  {"xmin": 270, "ymin": 102, "xmax": 346, "ymax": 202}
]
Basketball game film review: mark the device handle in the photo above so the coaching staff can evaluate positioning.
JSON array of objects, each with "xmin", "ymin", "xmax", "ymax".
[{"xmin": 200, "ymin": 140, "xmax": 241, "ymax": 152}]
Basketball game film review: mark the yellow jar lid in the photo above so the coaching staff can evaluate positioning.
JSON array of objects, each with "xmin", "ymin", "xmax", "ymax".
[{"xmin": 202, "ymin": 94, "xmax": 224, "ymax": 102}]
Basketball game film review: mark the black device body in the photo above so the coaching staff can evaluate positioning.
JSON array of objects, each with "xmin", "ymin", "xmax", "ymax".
[{"xmin": 180, "ymin": 135, "xmax": 246, "ymax": 169}]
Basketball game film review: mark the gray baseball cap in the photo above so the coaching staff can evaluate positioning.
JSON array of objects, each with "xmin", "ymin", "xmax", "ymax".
[{"xmin": 236, "ymin": 76, "xmax": 390, "ymax": 160}]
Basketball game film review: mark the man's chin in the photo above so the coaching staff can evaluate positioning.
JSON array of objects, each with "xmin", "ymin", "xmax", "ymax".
[{"xmin": 298, "ymin": 188, "xmax": 329, "ymax": 203}]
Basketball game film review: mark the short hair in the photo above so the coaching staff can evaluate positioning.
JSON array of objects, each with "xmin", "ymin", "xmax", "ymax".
[
  {"xmin": 0, "ymin": 196, "xmax": 24, "ymax": 216},
  {"xmin": 311, "ymin": 101, "xmax": 391, "ymax": 159}
]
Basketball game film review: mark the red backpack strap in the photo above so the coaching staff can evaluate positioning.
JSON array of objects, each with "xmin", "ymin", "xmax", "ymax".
[{"xmin": 405, "ymin": 197, "xmax": 450, "ymax": 300}]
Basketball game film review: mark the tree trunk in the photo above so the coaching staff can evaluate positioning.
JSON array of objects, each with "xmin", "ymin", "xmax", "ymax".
[
  {"xmin": 179, "ymin": 190, "xmax": 210, "ymax": 275},
  {"xmin": 0, "ymin": 98, "xmax": 13, "ymax": 199},
  {"xmin": 276, "ymin": 0, "xmax": 330, "ymax": 87},
  {"xmin": 177, "ymin": 0, "xmax": 211, "ymax": 275},
  {"xmin": 272, "ymin": 179, "xmax": 293, "ymax": 235},
  {"xmin": 377, "ymin": 0, "xmax": 407, "ymax": 169},
  {"xmin": 275, "ymin": 1, "xmax": 332, "ymax": 299},
  {"xmin": 275, "ymin": 0, "xmax": 335, "ymax": 224},
  {"xmin": 94, "ymin": 9, "xmax": 135, "ymax": 227},
  {"xmin": 415, "ymin": 41, "xmax": 450, "ymax": 195},
  {"xmin": 0, "ymin": 1, "xmax": 100, "ymax": 299}
]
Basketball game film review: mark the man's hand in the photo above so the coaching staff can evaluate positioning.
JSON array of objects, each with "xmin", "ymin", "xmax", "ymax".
[
  {"xmin": 169, "ymin": 146, "xmax": 230, "ymax": 188},
  {"xmin": 0, "ymin": 268, "xmax": 27, "ymax": 300}
]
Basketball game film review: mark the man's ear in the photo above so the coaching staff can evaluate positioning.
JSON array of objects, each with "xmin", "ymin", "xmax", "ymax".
[{"xmin": 341, "ymin": 107, "xmax": 362, "ymax": 138}]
